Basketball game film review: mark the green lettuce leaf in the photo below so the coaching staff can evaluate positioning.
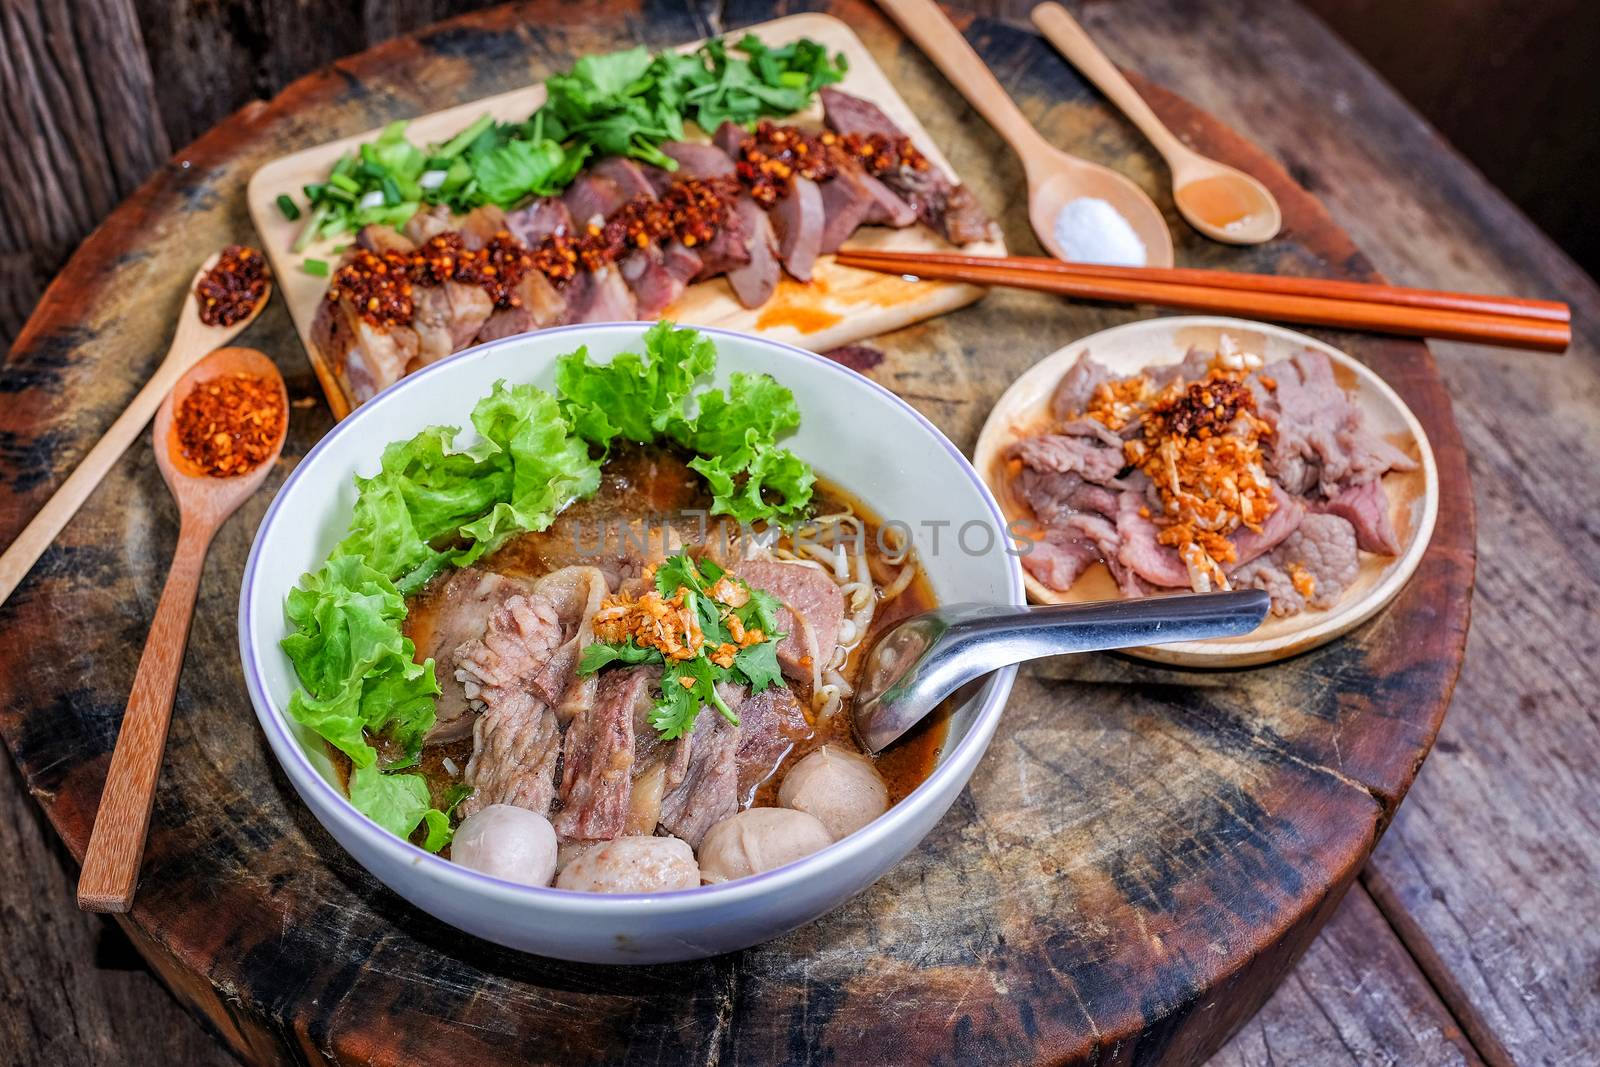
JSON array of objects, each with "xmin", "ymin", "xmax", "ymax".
[
  {"xmin": 348, "ymin": 763, "xmax": 432, "ymax": 839},
  {"xmin": 456, "ymin": 380, "xmax": 602, "ymax": 550},
  {"xmin": 280, "ymin": 556, "xmax": 439, "ymax": 768},
  {"xmin": 556, "ymin": 321, "xmax": 717, "ymax": 447}
]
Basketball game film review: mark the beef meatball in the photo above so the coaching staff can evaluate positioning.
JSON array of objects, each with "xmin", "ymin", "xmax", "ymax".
[
  {"xmin": 697, "ymin": 808, "xmax": 832, "ymax": 884},
  {"xmin": 450, "ymin": 804, "xmax": 558, "ymax": 887},
  {"xmin": 555, "ymin": 835, "xmax": 700, "ymax": 893},
  {"xmin": 777, "ymin": 745, "xmax": 889, "ymax": 840}
]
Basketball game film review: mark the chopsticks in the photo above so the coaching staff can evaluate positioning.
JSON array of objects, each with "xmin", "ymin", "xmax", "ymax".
[{"xmin": 833, "ymin": 249, "xmax": 1571, "ymax": 353}]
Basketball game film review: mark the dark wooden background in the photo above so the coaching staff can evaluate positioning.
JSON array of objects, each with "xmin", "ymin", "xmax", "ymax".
[
  {"xmin": 2, "ymin": 0, "xmax": 1596, "ymax": 353},
  {"xmin": 2, "ymin": 1, "xmax": 1598, "ymax": 1065}
]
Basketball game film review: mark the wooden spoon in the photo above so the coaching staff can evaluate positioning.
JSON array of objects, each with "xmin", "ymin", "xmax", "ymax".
[
  {"xmin": 0, "ymin": 249, "xmax": 270, "ymax": 611},
  {"xmin": 1031, "ymin": 2, "xmax": 1283, "ymax": 245},
  {"xmin": 77, "ymin": 347, "xmax": 288, "ymax": 913},
  {"xmin": 875, "ymin": 0, "xmax": 1173, "ymax": 267}
]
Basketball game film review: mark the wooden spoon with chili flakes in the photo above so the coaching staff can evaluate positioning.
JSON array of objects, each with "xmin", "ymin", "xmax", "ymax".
[
  {"xmin": 0, "ymin": 246, "xmax": 271, "ymax": 611},
  {"xmin": 78, "ymin": 347, "xmax": 287, "ymax": 914}
]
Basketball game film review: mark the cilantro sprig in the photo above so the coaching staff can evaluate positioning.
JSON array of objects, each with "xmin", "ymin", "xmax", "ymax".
[{"xmin": 578, "ymin": 553, "xmax": 786, "ymax": 740}]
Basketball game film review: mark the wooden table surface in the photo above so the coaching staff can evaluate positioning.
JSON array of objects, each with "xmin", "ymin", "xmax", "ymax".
[{"xmin": 0, "ymin": 1, "xmax": 1593, "ymax": 1065}]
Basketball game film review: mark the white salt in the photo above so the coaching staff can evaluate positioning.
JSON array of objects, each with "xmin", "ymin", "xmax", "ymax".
[{"xmin": 1052, "ymin": 197, "xmax": 1148, "ymax": 266}]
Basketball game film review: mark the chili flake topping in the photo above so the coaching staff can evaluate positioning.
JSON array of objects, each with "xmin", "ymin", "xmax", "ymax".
[
  {"xmin": 195, "ymin": 245, "xmax": 269, "ymax": 328},
  {"xmin": 737, "ymin": 121, "xmax": 837, "ymax": 206},
  {"xmin": 174, "ymin": 372, "xmax": 285, "ymax": 477}
]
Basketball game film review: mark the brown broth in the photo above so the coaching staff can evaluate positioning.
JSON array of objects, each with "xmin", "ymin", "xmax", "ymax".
[{"xmin": 376, "ymin": 444, "xmax": 948, "ymax": 830}]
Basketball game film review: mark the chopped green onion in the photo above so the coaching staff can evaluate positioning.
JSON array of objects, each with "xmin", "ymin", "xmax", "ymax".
[
  {"xmin": 329, "ymin": 172, "xmax": 361, "ymax": 195},
  {"xmin": 433, "ymin": 113, "xmax": 495, "ymax": 161},
  {"xmin": 302, "ymin": 258, "xmax": 330, "ymax": 277},
  {"xmin": 276, "ymin": 194, "xmax": 301, "ymax": 221},
  {"xmin": 380, "ymin": 175, "xmax": 403, "ymax": 205}
]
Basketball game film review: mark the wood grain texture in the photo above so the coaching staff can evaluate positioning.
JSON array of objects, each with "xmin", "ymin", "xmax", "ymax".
[
  {"xmin": 1068, "ymin": 3, "xmax": 1600, "ymax": 1063},
  {"xmin": 0, "ymin": 1, "xmax": 1482, "ymax": 1064},
  {"xmin": 0, "ymin": 0, "xmax": 170, "ymax": 348},
  {"xmin": 1211, "ymin": 883, "xmax": 1482, "ymax": 1066}
]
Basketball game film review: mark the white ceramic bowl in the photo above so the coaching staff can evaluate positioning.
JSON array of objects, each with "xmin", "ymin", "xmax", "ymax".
[{"xmin": 239, "ymin": 323, "xmax": 1023, "ymax": 963}]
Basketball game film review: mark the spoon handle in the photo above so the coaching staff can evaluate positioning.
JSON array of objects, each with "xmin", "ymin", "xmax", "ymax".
[
  {"xmin": 1030, "ymin": 3, "xmax": 1188, "ymax": 163},
  {"xmin": 875, "ymin": 0, "xmax": 1053, "ymax": 158},
  {"xmin": 0, "ymin": 341, "xmax": 186, "ymax": 611},
  {"xmin": 959, "ymin": 590, "xmax": 1271, "ymax": 663},
  {"xmin": 78, "ymin": 516, "xmax": 215, "ymax": 913}
]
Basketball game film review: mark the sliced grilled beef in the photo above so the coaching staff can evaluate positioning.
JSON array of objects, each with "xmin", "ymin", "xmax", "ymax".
[
  {"xmin": 504, "ymin": 197, "xmax": 573, "ymax": 245},
  {"xmin": 818, "ymin": 87, "xmax": 995, "ymax": 245},
  {"xmin": 403, "ymin": 204, "xmax": 455, "ymax": 245},
  {"xmin": 857, "ymin": 170, "xmax": 917, "ymax": 227},
  {"xmin": 712, "ymin": 119, "xmax": 747, "ymax": 159},
  {"xmin": 619, "ymin": 245, "xmax": 686, "ymax": 316},
  {"xmin": 563, "ymin": 265, "xmax": 638, "ymax": 322},
  {"xmin": 661, "ymin": 140, "xmax": 738, "ymax": 180},
  {"xmin": 692, "ymin": 199, "xmax": 753, "ymax": 280},
  {"xmin": 661, "ymin": 240, "xmax": 702, "ymax": 282},
  {"xmin": 818, "ymin": 167, "xmax": 876, "ymax": 254},
  {"xmin": 658, "ymin": 704, "xmax": 739, "ymax": 848},
  {"xmin": 590, "ymin": 156, "xmax": 658, "ymax": 200},
  {"xmin": 475, "ymin": 270, "xmax": 567, "ymax": 343},
  {"xmin": 563, "ymin": 173, "xmax": 628, "ymax": 228},
  {"xmin": 457, "ymin": 204, "xmax": 510, "ymax": 247},
  {"xmin": 819, "ymin": 87, "xmax": 901, "ymax": 139},
  {"xmin": 312, "ymin": 295, "xmax": 418, "ymax": 403},
  {"xmin": 771, "ymin": 174, "xmax": 824, "ymax": 280},
  {"xmin": 552, "ymin": 666, "xmax": 645, "ymax": 841},
  {"xmin": 737, "ymin": 561, "xmax": 846, "ymax": 684},
  {"xmin": 724, "ymin": 197, "xmax": 781, "ymax": 308},
  {"xmin": 409, "ymin": 281, "xmax": 493, "ymax": 369}
]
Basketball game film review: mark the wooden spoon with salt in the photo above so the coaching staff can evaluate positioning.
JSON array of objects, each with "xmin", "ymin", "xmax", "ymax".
[
  {"xmin": 875, "ymin": 0, "xmax": 1174, "ymax": 266},
  {"xmin": 1031, "ymin": 3, "xmax": 1283, "ymax": 245},
  {"xmin": 77, "ymin": 347, "xmax": 287, "ymax": 913},
  {"xmin": 0, "ymin": 248, "xmax": 270, "ymax": 611}
]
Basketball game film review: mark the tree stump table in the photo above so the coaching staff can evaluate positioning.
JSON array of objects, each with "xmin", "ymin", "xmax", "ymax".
[{"xmin": 0, "ymin": 1, "xmax": 1473, "ymax": 1063}]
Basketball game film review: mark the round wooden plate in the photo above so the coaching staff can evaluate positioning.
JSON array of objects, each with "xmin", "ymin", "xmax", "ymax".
[
  {"xmin": 974, "ymin": 316, "xmax": 1440, "ymax": 666},
  {"xmin": 0, "ymin": 2, "xmax": 1474, "ymax": 1064}
]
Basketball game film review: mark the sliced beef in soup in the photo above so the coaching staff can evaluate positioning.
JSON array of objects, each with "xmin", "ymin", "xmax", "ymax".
[
  {"xmin": 415, "ymin": 568, "xmax": 530, "ymax": 744},
  {"xmin": 730, "ymin": 685, "xmax": 812, "ymax": 806},
  {"xmin": 737, "ymin": 561, "xmax": 846, "ymax": 684},
  {"xmin": 658, "ymin": 702, "xmax": 740, "ymax": 849},
  {"xmin": 457, "ymin": 568, "xmax": 606, "ymax": 818},
  {"xmin": 553, "ymin": 666, "xmax": 645, "ymax": 841}
]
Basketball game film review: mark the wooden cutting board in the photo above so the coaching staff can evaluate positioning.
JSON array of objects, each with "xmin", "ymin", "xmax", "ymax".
[
  {"xmin": 246, "ymin": 12, "xmax": 1006, "ymax": 419},
  {"xmin": 0, "ymin": 1, "xmax": 1474, "ymax": 1063}
]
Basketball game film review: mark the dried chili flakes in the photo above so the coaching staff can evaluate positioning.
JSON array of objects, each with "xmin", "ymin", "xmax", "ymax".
[
  {"xmin": 175, "ymin": 373, "xmax": 285, "ymax": 477},
  {"xmin": 195, "ymin": 245, "xmax": 270, "ymax": 327}
]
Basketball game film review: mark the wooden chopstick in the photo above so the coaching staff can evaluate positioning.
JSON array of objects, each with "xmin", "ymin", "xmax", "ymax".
[{"xmin": 834, "ymin": 249, "xmax": 1571, "ymax": 353}]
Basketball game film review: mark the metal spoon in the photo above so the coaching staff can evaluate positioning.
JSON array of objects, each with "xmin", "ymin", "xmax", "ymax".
[
  {"xmin": 852, "ymin": 590, "xmax": 1270, "ymax": 752},
  {"xmin": 1031, "ymin": 3, "xmax": 1282, "ymax": 245},
  {"xmin": 875, "ymin": 0, "xmax": 1174, "ymax": 267}
]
